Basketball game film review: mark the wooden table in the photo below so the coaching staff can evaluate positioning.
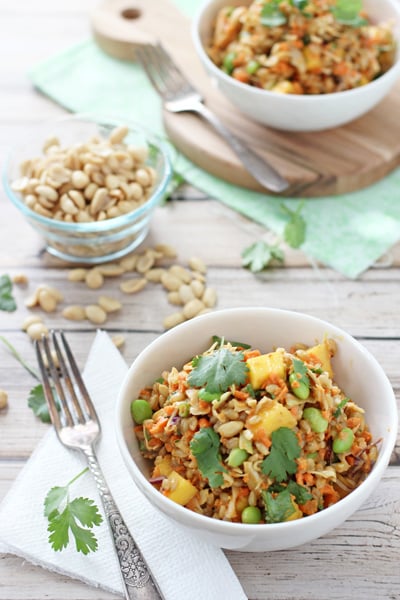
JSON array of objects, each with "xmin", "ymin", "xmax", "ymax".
[{"xmin": 0, "ymin": 2, "xmax": 399, "ymax": 599}]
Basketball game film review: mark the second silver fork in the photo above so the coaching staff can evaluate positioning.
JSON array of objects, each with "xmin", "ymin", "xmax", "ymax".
[
  {"xmin": 135, "ymin": 43, "xmax": 289, "ymax": 194},
  {"xmin": 36, "ymin": 331, "xmax": 163, "ymax": 600}
]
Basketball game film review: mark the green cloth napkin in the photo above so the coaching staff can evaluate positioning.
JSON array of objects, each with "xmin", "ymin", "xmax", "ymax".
[{"xmin": 28, "ymin": 2, "xmax": 400, "ymax": 278}]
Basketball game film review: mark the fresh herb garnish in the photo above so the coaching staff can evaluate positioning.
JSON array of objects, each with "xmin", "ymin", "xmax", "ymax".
[
  {"xmin": 291, "ymin": 357, "xmax": 310, "ymax": 388},
  {"xmin": 261, "ymin": 427, "xmax": 301, "ymax": 482},
  {"xmin": 0, "ymin": 335, "xmax": 55, "ymax": 423},
  {"xmin": 332, "ymin": 0, "xmax": 367, "ymax": 26},
  {"xmin": 260, "ymin": 1, "xmax": 286, "ymax": 27},
  {"xmin": 282, "ymin": 201, "xmax": 306, "ymax": 249},
  {"xmin": 334, "ymin": 396, "xmax": 350, "ymax": 418},
  {"xmin": 292, "ymin": 0, "xmax": 308, "ymax": 10},
  {"xmin": 212, "ymin": 335, "xmax": 251, "ymax": 349},
  {"xmin": 44, "ymin": 468, "xmax": 103, "ymax": 554},
  {"xmin": 241, "ymin": 241, "xmax": 284, "ymax": 273},
  {"xmin": 0, "ymin": 275, "xmax": 17, "ymax": 312},
  {"xmin": 262, "ymin": 488, "xmax": 296, "ymax": 522},
  {"xmin": 190, "ymin": 428, "xmax": 227, "ymax": 488},
  {"xmin": 188, "ymin": 347, "xmax": 248, "ymax": 394}
]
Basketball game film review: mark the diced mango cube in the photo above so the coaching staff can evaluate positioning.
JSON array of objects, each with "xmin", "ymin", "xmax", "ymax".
[
  {"xmin": 246, "ymin": 351, "xmax": 286, "ymax": 390},
  {"xmin": 248, "ymin": 401, "xmax": 296, "ymax": 438},
  {"xmin": 164, "ymin": 471, "xmax": 197, "ymax": 506},
  {"xmin": 304, "ymin": 341, "xmax": 333, "ymax": 377},
  {"xmin": 156, "ymin": 456, "xmax": 173, "ymax": 477},
  {"xmin": 303, "ymin": 46, "xmax": 321, "ymax": 71}
]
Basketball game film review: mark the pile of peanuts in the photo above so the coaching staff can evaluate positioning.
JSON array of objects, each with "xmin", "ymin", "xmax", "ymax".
[
  {"xmin": 10, "ymin": 126, "xmax": 156, "ymax": 223},
  {"xmin": 20, "ymin": 243, "xmax": 217, "ymax": 343}
]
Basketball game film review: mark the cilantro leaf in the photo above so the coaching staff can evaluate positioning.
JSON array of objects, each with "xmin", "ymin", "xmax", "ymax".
[
  {"xmin": 44, "ymin": 469, "xmax": 103, "ymax": 554},
  {"xmin": 28, "ymin": 383, "xmax": 52, "ymax": 423},
  {"xmin": 261, "ymin": 427, "xmax": 301, "ymax": 482},
  {"xmin": 281, "ymin": 202, "xmax": 306, "ymax": 249},
  {"xmin": 190, "ymin": 428, "xmax": 227, "ymax": 488},
  {"xmin": 286, "ymin": 480, "xmax": 313, "ymax": 504},
  {"xmin": 188, "ymin": 347, "xmax": 248, "ymax": 394},
  {"xmin": 292, "ymin": 357, "xmax": 310, "ymax": 387},
  {"xmin": 212, "ymin": 335, "xmax": 251, "ymax": 349},
  {"xmin": 263, "ymin": 489, "xmax": 296, "ymax": 523},
  {"xmin": 242, "ymin": 241, "xmax": 284, "ymax": 273},
  {"xmin": 260, "ymin": 1, "xmax": 287, "ymax": 27},
  {"xmin": 334, "ymin": 396, "xmax": 350, "ymax": 418},
  {"xmin": 332, "ymin": 0, "xmax": 367, "ymax": 26},
  {"xmin": 0, "ymin": 275, "xmax": 17, "ymax": 312}
]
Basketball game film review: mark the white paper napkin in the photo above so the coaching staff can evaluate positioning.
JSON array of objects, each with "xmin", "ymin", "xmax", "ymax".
[{"xmin": 0, "ymin": 330, "xmax": 247, "ymax": 600}]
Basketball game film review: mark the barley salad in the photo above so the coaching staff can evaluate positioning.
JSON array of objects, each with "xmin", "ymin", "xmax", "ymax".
[
  {"xmin": 130, "ymin": 336, "xmax": 379, "ymax": 524},
  {"xmin": 207, "ymin": 0, "xmax": 396, "ymax": 94}
]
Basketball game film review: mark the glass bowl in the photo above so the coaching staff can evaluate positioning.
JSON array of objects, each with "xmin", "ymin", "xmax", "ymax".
[{"xmin": 3, "ymin": 114, "xmax": 173, "ymax": 263}]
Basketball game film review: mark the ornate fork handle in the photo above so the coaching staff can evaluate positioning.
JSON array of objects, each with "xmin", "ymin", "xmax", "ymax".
[{"xmin": 84, "ymin": 447, "xmax": 163, "ymax": 600}]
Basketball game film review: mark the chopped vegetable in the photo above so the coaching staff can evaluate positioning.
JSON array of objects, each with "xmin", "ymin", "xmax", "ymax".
[
  {"xmin": 190, "ymin": 427, "xmax": 227, "ymax": 488},
  {"xmin": 0, "ymin": 275, "xmax": 17, "ymax": 312}
]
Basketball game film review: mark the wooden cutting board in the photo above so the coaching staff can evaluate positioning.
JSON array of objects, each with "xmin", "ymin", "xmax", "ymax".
[{"xmin": 91, "ymin": 0, "xmax": 400, "ymax": 197}]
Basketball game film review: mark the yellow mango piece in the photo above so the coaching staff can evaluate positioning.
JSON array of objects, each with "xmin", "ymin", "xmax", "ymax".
[
  {"xmin": 303, "ymin": 46, "xmax": 321, "ymax": 70},
  {"xmin": 248, "ymin": 401, "xmax": 296, "ymax": 438},
  {"xmin": 156, "ymin": 456, "xmax": 173, "ymax": 477},
  {"xmin": 271, "ymin": 80, "xmax": 294, "ymax": 94},
  {"xmin": 246, "ymin": 351, "xmax": 286, "ymax": 390},
  {"xmin": 304, "ymin": 341, "xmax": 333, "ymax": 378},
  {"xmin": 165, "ymin": 471, "xmax": 197, "ymax": 506},
  {"xmin": 285, "ymin": 499, "xmax": 303, "ymax": 521}
]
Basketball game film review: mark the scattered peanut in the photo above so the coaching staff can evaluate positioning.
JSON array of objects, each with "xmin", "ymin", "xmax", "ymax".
[
  {"xmin": 98, "ymin": 295, "xmax": 122, "ymax": 313},
  {"xmin": 85, "ymin": 304, "xmax": 107, "ymax": 324},
  {"xmin": 21, "ymin": 314, "xmax": 44, "ymax": 331},
  {"xmin": 12, "ymin": 273, "xmax": 28, "ymax": 285},
  {"xmin": 202, "ymin": 287, "xmax": 217, "ymax": 308},
  {"xmin": 62, "ymin": 305, "xmax": 86, "ymax": 321},
  {"xmin": 97, "ymin": 264, "xmax": 125, "ymax": 277},
  {"xmin": 120, "ymin": 278, "xmax": 147, "ymax": 294},
  {"xmin": 163, "ymin": 312, "xmax": 185, "ymax": 330},
  {"xmin": 85, "ymin": 268, "xmax": 104, "ymax": 289},
  {"xmin": 26, "ymin": 321, "xmax": 49, "ymax": 340},
  {"xmin": 182, "ymin": 298, "xmax": 205, "ymax": 320},
  {"xmin": 68, "ymin": 268, "xmax": 87, "ymax": 282},
  {"xmin": 112, "ymin": 334, "xmax": 125, "ymax": 349},
  {"xmin": 167, "ymin": 291, "xmax": 182, "ymax": 306},
  {"xmin": 0, "ymin": 389, "xmax": 8, "ymax": 411},
  {"xmin": 189, "ymin": 256, "xmax": 207, "ymax": 274},
  {"xmin": 161, "ymin": 272, "xmax": 182, "ymax": 292}
]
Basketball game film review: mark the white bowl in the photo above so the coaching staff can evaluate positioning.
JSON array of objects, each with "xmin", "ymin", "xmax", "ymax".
[
  {"xmin": 192, "ymin": 0, "xmax": 400, "ymax": 131},
  {"xmin": 116, "ymin": 307, "xmax": 397, "ymax": 551}
]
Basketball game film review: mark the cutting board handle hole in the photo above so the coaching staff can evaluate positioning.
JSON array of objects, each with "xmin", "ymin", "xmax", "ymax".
[{"xmin": 120, "ymin": 7, "xmax": 142, "ymax": 20}]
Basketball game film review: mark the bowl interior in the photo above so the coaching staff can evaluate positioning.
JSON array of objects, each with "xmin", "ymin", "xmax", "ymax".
[
  {"xmin": 194, "ymin": 0, "xmax": 400, "ymax": 94},
  {"xmin": 117, "ymin": 308, "xmax": 397, "ymax": 521}
]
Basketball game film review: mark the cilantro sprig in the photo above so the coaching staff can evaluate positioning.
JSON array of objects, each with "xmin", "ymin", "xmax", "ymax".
[
  {"xmin": 188, "ymin": 346, "xmax": 248, "ymax": 394},
  {"xmin": 190, "ymin": 428, "xmax": 227, "ymax": 488},
  {"xmin": 0, "ymin": 275, "xmax": 17, "ymax": 312},
  {"xmin": 44, "ymin": 468, "xmax": 103, "ymax": 554},
  {"xmin": 241, "ymin": 201, "xmax": 306, "ymax": 273},
  {"xmin": 0, "ymin": 335, "xmax": 53, "ymax": 422},
  {"xmin": 261, "ymin": 427, "xmax": 301, "ymax": 482},
  {"xmin": 260, "ymin": 1, "xmax": 287, "ymax": 27}
]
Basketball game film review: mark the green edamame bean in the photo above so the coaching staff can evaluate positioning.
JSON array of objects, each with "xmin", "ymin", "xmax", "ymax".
[
  {"xmin": 227, "ymin": 448, "xmax": 249, "ymax": 467},
  {"xmin": 198, "ymin": 388, "xmax": 220, "ymax": 402},
  {"xmin": 246, "ymin": 60, "xmax": 260, "ymax": 74},
  {"xmin": 303, "ymin": 407, "xmax": 329, "ymax": 433},
  {"xmin": 333, "ymin": 427, "xmax": 355, "ymax": 454},
  {"xmin": 130, "ymin": 399, "xmax": 152, "ymax": 424},
  {"xmin": 289, "ymin": 372, "xmax": 310, "ymax": 400},
  {"xmin": 223, "ymin": 52, "xmax": 236, "ymax": 74},
  {"xmin": 241, "ymin": 506, "xmax": 262, "ymax": 524}
]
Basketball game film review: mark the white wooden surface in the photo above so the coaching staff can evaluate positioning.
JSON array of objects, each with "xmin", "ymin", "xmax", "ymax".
[{"xmin": 0, "ymin": 2, "xmax": 399, "ymax": 599}]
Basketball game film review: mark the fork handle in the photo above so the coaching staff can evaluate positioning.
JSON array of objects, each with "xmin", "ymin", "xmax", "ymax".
[
  {"xmin": 84, "ymin": 448, "xmax": 164, "ymax": 600},
  {"xmin": 189, "ymin": 101, "xmax": 289, "ymax": 193}
]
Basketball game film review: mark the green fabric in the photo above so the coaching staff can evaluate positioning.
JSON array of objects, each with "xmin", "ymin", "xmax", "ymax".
[{"xmin": 28, "ymin": 5, "xmax": 400, "ymax": 278}]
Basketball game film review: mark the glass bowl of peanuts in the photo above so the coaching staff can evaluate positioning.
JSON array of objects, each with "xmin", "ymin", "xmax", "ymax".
[{"xmin": 3, "ymin": 114, "xmax": 173, "ymax": 263}]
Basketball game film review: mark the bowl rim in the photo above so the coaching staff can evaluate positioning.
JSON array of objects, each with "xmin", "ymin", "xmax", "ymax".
[
  {"xmin": 116, "ymin": 307, "xmax": 398, "ymax": 535},
  {"xmin": 2, "ymin": 113, "xmax": 174, "ymax": 233},
  {"xmin": 191, "ymin": 0, "xmax": 400, "ymax": 103}
]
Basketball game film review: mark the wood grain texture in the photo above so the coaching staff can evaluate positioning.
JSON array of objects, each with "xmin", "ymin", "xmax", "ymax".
[
  {"xmin": 1, "ymin": 1, "xmax": 400, "ymax": 599},
  {"xmin": 92, "ymin": 0, "xmax": 400, "ymax": 197}
]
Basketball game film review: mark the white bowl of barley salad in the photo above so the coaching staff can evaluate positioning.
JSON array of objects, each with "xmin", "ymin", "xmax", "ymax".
[
  {"xmin": 3, "ymin": 114, "xmax": 172, "ymax": 264},
  {"xmin": 115, "ymin": 307, "xmax": 397, "ymax": 551},
  {"xmin": 192, "ymin": 0, "xmax": 400, "ymax": 131}
]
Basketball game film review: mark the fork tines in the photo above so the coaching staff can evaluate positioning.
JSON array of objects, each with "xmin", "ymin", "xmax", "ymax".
[
  {"xmin": 35, "ymin": 330, "xmax": 98, "ymax": 429},
  {"xmin": 135, "ymin": 42, "xmax": 192, "ymax": 98}
]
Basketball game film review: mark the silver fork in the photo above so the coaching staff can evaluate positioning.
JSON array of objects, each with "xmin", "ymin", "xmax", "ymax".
[
  {"xmin": 135, "ymin": 43, "xmax": 289, "ymax": 194},
  {"xmin": 35, "ymin": 330, "xmax": 163, "ymax": 600}
]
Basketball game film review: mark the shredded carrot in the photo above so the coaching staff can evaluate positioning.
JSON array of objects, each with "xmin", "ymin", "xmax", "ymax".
[
  {"xmin": 163, "ymin": 405, "xmax": 176, "ymax": 416},
  {"xmin": 233, "ymin": 389, "xmax": 249, "ymax": 401},
  {"xmin": 320, "ymin": 484, "xmax": 340, "ymax": 507},
  {"xmin": 253, "ymin": 427, "xmax": 272, "ymax": 448},
  {"xmin": 198, "ymin": 418, "xmax": 211, "ymax": 429},
  {"xmin": 237, "ymin": 487, "xmax": 250, "ymax": 497},
  {"xmin": 347, "ymin": 417, "xmax": 361, "ymax": 429},
  {"xmin": 149, "ymin": 417, "xmax": 168, "ymax": 435},
  {"xmin": 243, "ymin": 349, "xmax": 261, "ymax": 360},
  {"xmin": 233, "ymin": 68, "xmax": 251, "ymax": 84},
  {"xmin": 303, "ymin": 472, "xmax": 315, "ymax": 486},
  {"xmin": 198, "ymin": 400, "xmax": 212, "ymax": 412}
]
